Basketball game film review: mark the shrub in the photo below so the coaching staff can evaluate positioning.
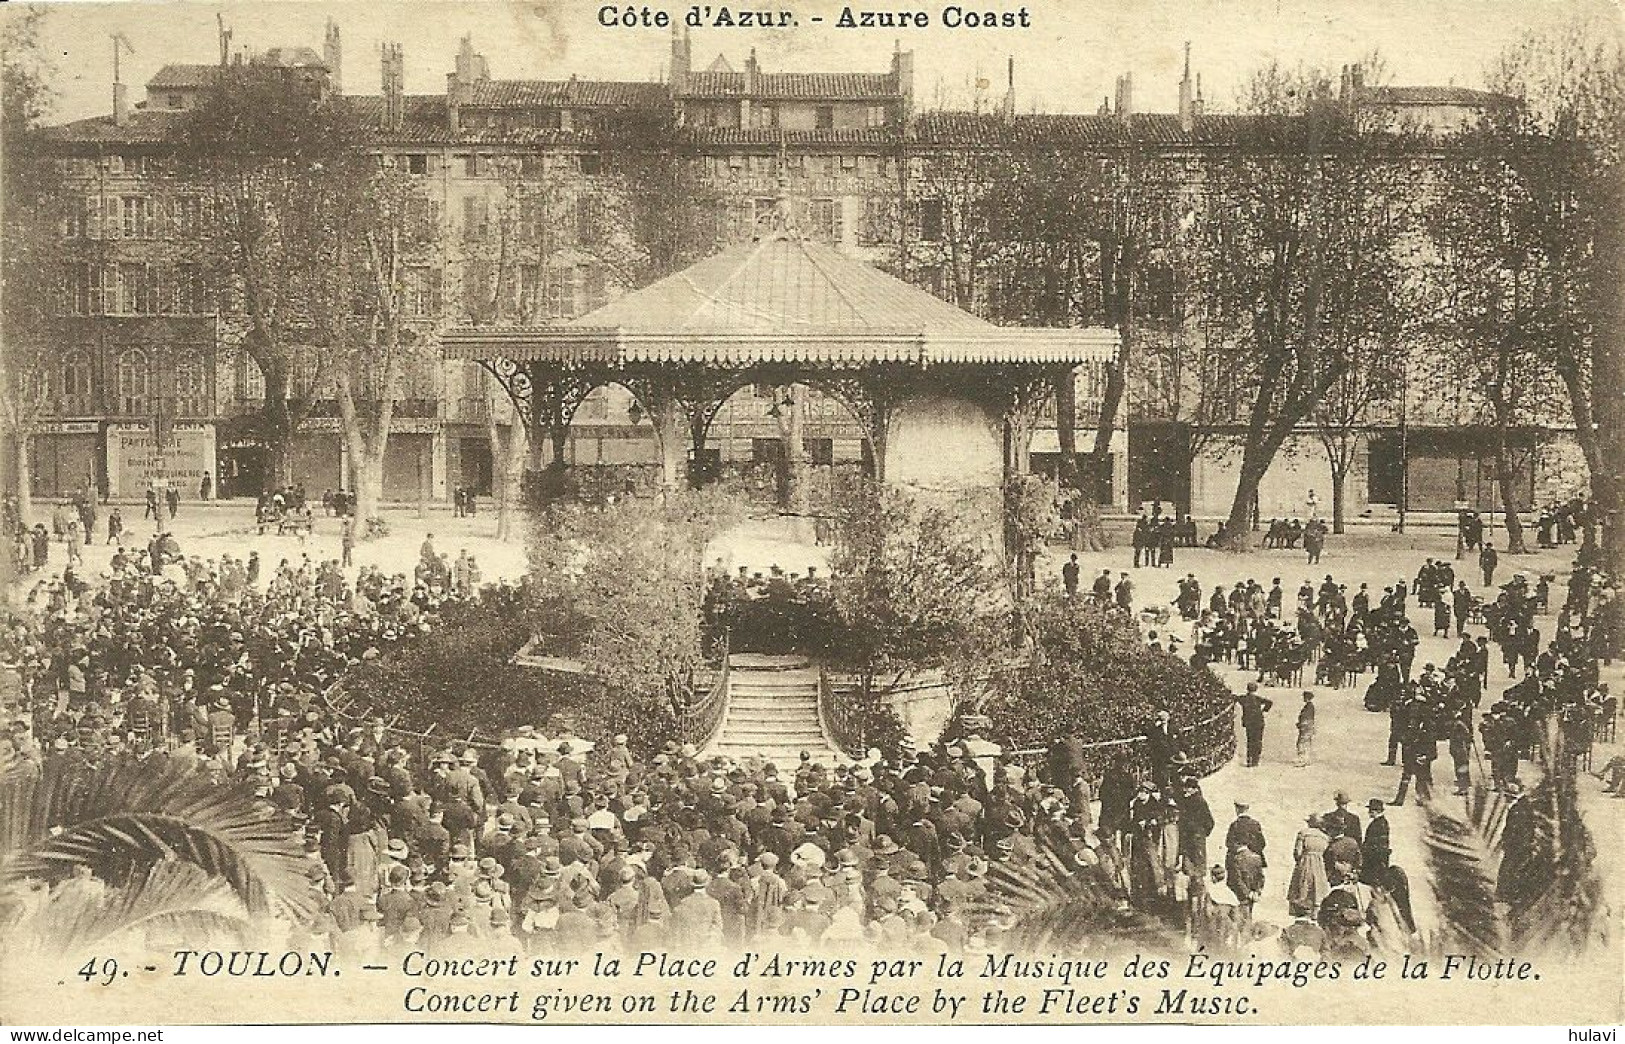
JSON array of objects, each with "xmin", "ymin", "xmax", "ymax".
[
  {"xmin": 973, "ymin": 594, "xmax": 1235, "ymax": 773},
  {"xmin": 339, "ymin": 588, "xmax": 682, "ymax": 759}
]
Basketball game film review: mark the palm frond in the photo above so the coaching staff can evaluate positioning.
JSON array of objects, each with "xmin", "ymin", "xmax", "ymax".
[
  {"xmin": 973, "ymin": 843, "xmax": 1182, "ymax": 952},
  {"xmin": 14, "ymin": 860, "xmax": 251, "ymax": 956},
  {"xmin": 0, "ymin": 755, "xmax": 317, "ymax": 924},
  {"xmin": 1421, "ymin": 787, "xmax": 1508, "ymax": 956},
  {"xmin": 1506, "ymin": 720, "xmax": 1611, "ymax": 956}
]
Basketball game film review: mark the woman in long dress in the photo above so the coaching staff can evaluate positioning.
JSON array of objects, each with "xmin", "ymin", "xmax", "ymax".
[{"xmin": 1287, "ymin": 814, "xmax": 1331, "ymax": 917}]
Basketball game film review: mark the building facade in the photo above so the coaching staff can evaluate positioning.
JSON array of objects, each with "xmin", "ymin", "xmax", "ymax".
[{"xmin": 29, "ymin": 25, "xmax": 1585, "ymax": 516}]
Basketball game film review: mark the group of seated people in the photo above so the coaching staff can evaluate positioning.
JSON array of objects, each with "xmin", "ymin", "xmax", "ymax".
[{"xmin": 702, "ymin": 565, "xmax": 835, "ymax": 657}]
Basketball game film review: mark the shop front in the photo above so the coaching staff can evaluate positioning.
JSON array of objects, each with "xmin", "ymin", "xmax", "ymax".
[{"xmin": 105, "ymin": 422, "xmax": 217, "ymax": 500}]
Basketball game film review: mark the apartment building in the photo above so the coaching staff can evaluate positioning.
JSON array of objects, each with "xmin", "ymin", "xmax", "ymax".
[{"xmin": 33, "ymin": 24, "xmax": 1575, "ymax": 516}]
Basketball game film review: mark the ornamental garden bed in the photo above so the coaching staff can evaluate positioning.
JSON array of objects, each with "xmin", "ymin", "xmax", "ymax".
[{"xmin": 966, "ymin": 595, "xmax": 1237, "ymax": 779}]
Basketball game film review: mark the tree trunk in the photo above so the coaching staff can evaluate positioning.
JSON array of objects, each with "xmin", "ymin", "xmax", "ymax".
[
  {"xmin": 260, "ymin": 363, "xmax": 296, "ymax": 493},
  {"xmin": 1492, "ymin": 426, "xmax": 1528, "ymax": 554},
  {"xmin": 15, "ymin": 428, "xmax": 32, "ymax": 523},
  {"xmin": 1329, "ymin": 462, "xmax": 1349, "ymax": 536},
  {"xmin": 349, "ymin": 448, "xmax": 385, "ymax": 528},
  {"xmin": 1604, "ymin": 165, "xmax": 1625, "ymax": 587},
  {"xmin": 1220, "ymin": 444, "xmax": 1275, "ymax": 551}
]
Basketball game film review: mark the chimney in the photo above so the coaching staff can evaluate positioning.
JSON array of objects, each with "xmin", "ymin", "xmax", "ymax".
[
  {"xmin": 669, "ymin": 26, "xmax": 690, "ymax": 92},
  {"xmin": 743, "ymin": 48, "xmax": 758, "ymax": 124},
  {"xmin": 1000, "ymin": 56, "xmax": 1015, "ymax": 117},
  {"xmin": 447, "ymin": 34, "xmax": 483, "ymax": 135},
  {"xmin": 1193, "ymin": 73, "xmax": 1204, "ymax": 117},
  {"xmin": 1113, "ymin": 72, "xmax": 1134, "ymax": 122},
  {"xmin": 1177, "ymin": 42, "xmax": 1195, "ymax": 131},
  {"xmin": 381, "ymin": 43, "xmax": 404, "ymax": 131},
  {"xmin": 113, "ymin": 80, "xmax": 128, "ymax": 127},
  {"xmin": 324, "ymin": 19, "xmax": 343, "ymax": 93},
  {"xmin": 891, "ymin": 42, "xmax": 914, "ymax": 123}
]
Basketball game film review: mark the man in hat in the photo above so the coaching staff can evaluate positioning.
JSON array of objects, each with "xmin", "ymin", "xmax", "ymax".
[
  {"xmin": 1224, "ymin": 800, "xmax": 1267, "ymax": 889},
  {"xmin": 1238, "ymin": 683, "xmax": 1273, "ymax": 768},
  {"xmin": 670, "ymin": 868, "xmax": 723, "ymax": 946},
  {"xmin": 1322, "ymin": 791, "xmax": 1362, "ymax": 846},
  {"xmin": 1359, "ymin": 800, "xmax": 1391, "ymax": 886},
  {"xmin": 1144, "ymin": 711, "xmax": 1178, "ymax": 790}
]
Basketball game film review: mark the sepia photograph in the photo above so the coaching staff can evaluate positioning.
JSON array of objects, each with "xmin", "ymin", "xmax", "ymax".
[{"xmin": 0, "ymin": 0, "xmax": 1620, "ymax": 1031}]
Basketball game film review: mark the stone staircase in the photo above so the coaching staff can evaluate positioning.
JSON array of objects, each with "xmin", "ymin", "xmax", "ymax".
[{"xmin": 707, "ymin": 654, "xmax": 842, "ymax": 764}]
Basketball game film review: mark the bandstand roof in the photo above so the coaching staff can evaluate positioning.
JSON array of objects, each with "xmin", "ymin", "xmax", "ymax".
[{"xmin": 441, "ymin": 233, "xmax": 1117, "ymax": 367}]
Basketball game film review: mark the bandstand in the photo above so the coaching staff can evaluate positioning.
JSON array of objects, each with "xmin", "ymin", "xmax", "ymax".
[{"xmin": 441, "ymin": 233, "xmax": 1117, "ymax": 520}]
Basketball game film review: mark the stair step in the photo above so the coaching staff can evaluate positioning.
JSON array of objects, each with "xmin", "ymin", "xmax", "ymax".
[{"xmin": 725, "ymin": 728, "xmax": 828, "ymax": 740}]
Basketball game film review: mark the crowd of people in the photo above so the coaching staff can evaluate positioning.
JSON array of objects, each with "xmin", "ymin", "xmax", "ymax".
[{"xmin": 0, "ymin": 486, "xmax": 1619, "ymax": 963}]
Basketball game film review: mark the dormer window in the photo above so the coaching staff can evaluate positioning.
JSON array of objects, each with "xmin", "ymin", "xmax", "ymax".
[
  {"xmin": 815, "ymin": 105, "xmax": 834, "ymax": 130},
  {"xmin": 167, "ymin": 94, "xmax": 183, "ymax": 109}
]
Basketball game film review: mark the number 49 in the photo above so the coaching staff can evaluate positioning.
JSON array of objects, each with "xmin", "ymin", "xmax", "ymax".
[{"xmin": 78, "ymin": 957, "xmax": 119, "ymax": 985}]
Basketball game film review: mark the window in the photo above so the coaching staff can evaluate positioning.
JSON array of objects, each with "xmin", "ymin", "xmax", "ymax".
[
  {"xmin": 62, "ymin": 197, "xmax": 88, "ymax": 239},
  {"xmin": 117, "ymin": 263, "xmax": 158, "ymax": 314},
  {"xmin": 463, "ymin": 259, "xmax": 495, "ymax": 320},
  {"xmin": 460, "ymin": 153, "xmax": 481, "ymax": 177},
  {"xmin": 120, "ymin": 195, "xmax": 153, "ymax": 238},
  {"xmin": 866, "ymin": 105, "xmax": 887, "ymax": 128},
  {"xmin": 757, "ymin": 105, "xmax": 779, "ymax": 129},
  {"xmin": 815, "ymin": 105, "xmax": 834, "ymax": 130},
  {"xmin": 807, "ymin": 438, "xmax": 834, "ymax": 466},
  {"xmin": 116, "ymin": 348, "xmax": 150, "ymax": 414},
  {"xmin": 808, "ymin": 198, "xmax": 842, "ymax": 244},
  {"xmin": 839, "ymin": 154, "xmax": 857, "ymax": 172},
  {"xmin": 107, "ymin": 155, "xmax": 124, "ymax": 175},
  {"xmin": 541, "ymin": 266, "xmax": 576, "ymax": 319},
  {"xmin": 61, "ymin": 351, "xmax": 94, "ymax": 414},
  {"xmin": 582, "ymin": 266, "xmax": 608, "ymax": 311},
  {"xmin": 171, "ymin": 196, "xmax": 202, "ymax": 238},
  {"xmin": 574, "ymin": 197, "xmax": 598, "ymax": 245},
  {"xmin": 242, "ymin": 353, "xmax": 266, "ymax": 401},
  {"xmin": 168, "ymin": 93, "xmax": 183, "ymax": 109},
  {"xmin": 403, "ymin": 266, "xmax": 439, "ymax": 317},
  {"xmin": 518, "ymin": 197, "xmax": 549, "ymax": 243},
  {"xmin": 173, "ymin": 357, "xmax": 205, "ymax": 415},
  {"xmin": 173, "ymin": 263, "xmax": 205, "ymax": 314},
  {"xmin": 461, "ymin": 195, "xmax": 490, "ymax": 239},
  {"xmin": 751, "ymin": 438, "xmax": 785, "ymax": 464},
  {"xmin": 920, "ymin": 198, "xmax": 944, "ymax": 242},
  {"xmin": 406, "ymin": 154, "xmax": 428, "ymax": 175},
  {"xmin": 859, "ymin": 197, "xmax": 890, "ymax": 246},
  {"xmin": 60, "ymin": 265, "xmax": 89, "ymax": 315}
]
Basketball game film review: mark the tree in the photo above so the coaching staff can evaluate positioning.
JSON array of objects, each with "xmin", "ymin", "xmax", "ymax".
[
  {"xmin": 1191, "ymin": 64, "xmax": 1417, "ymax": 549},
  {"xmin": 328, "ymin": 162, "xmax": 441, "ymax": 528},
  {"xmin": 182, "ymin": 63, "xmax": 358, "ymax": 493},
  {"xmin": 1426, "ymin": 128, "xmax": 1579, "ymax": 554},
  {"xmin": 525, "ymin": 489, "xmax": 743, "ymax": 718},
  {"xmin": 0, "ymin": 7, "xmax": 61, "ymax": 526},
  {"xmin": 0, "ymin": 753, "xmax": 315, "ymax": 955},
  {"xmin": 829, "ymin": 488, "xmax": 1009, "ymax": 704},
  {"xmin": 1477, "ymin": 24, "xmax": 1624, "ymax": 572},
  {"xmin": 1313, "ymin": 332, "xmax": 1407, "ymax": 533}
]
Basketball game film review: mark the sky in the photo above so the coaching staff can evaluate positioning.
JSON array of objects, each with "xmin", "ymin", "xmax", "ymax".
[{"xmin": 12, "ymin": 0, "xmax": 1621, "ymax": 125}]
